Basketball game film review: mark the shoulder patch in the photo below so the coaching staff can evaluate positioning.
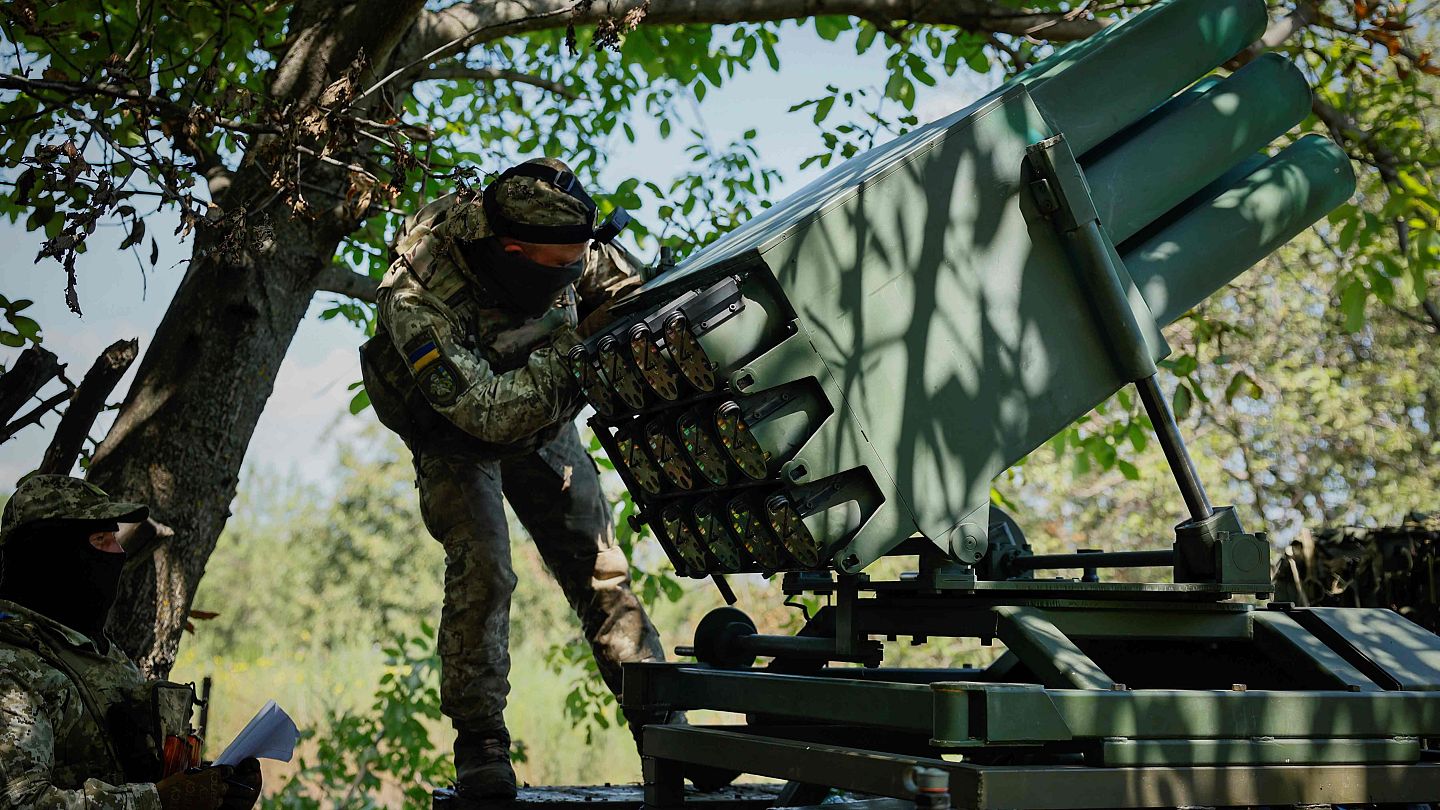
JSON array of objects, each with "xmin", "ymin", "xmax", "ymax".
[{"xmin": 418, "ymin": 361, "xmax": 462, "ymax": 407}]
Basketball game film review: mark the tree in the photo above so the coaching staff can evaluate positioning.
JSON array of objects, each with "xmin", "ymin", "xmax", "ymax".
[{"xmin": 1, "ymin": 0, "xmax": 1436, "ymax": 677}]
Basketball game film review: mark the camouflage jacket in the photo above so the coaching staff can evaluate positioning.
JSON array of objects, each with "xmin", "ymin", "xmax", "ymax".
[
  {"xmin": 371, "ymin": 191, "xmax": 640, "ymax": 455},
  {"xmin": 0, "ymin": 601, "xmax": 160, "ymax": 810}
]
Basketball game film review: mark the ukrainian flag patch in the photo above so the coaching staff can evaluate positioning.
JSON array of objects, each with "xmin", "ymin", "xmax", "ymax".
[{"xmin": 408, "ymin": 340, "xmax": 441, "ymax": 373}]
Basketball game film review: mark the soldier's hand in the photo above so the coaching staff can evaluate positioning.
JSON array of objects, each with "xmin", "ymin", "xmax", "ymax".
[
  {"xmin": 221, "ymin": 757, "xmax": 262, "ymax": 810},
  {"xmin": 156, "ymin": 765, "xmax": 231, "ymax": 810}
]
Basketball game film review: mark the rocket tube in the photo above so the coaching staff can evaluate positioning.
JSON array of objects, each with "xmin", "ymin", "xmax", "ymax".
[
  {"xmin": 645, "ymin": 413, "xmax": 700, "ymax": 491},
  {"xmin": 660, "ymin": 504, "xmax": 710, "ymax": 574},
  {"xmin": 596, "ymin": 334, "xmax": 649, "ymax": 410},
  {"xmin": 1028, "ymin": 0, "xmax": 1267, "ymax": 156},
  {"xmin": 726, "ymin": 493, "xmax": 791, "ymax": 570},
  {"xmin": 713, "ymin": 379, "xmax": 833, "ymax": 482},
  {"xmin": 612, "ymin": 423, "xmax": 665, "ymax": 495},
  {"xmin": 1120, "ymin": 134, "xmax": 1357, "ymax": 327},
  {"xmin": 692, "ymin": 496, "xmax": 747, "ymax": 572},
  {"xmin": 627, "ymin": 323, "xmax": 683, "ymax": 401},
  {"xmin": 1084, "ymin": 53, "xmax": 1313, "ymax": 245},
  {"xmin": 676, "ymin": 405, "xmax": 732, "ymax": 487}
]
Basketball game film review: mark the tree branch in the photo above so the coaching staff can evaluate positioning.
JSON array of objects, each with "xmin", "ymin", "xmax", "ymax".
[
  {"xmin": 0, "ymin": 74, "xmax": 283, "ymax": 137},
  {"xmin": 416, "ymin": 63, "xmax": 578, "ymax": 98},
  {"xmin": 317, "ymin": 263, "xmax": 379, "ymax": 303},
  {"xmin": 1232, "ymin": 0, "xmax": 1317, "ymax": 64},
  {"xmin": 0, "ymin": 346, "xmax": 64, "ymax": 431},
  {"xmin": 393, "ymin": 0, "xmax": 1107, "ymax": 87},
  {"xmin": 39, "ymin": 338, "xmax": 140, "ymax": 475}
]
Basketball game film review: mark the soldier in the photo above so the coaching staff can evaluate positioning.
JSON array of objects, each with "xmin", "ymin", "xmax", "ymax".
[
  {"xmin": 360, "ymin": 158, "xmax": 667, "ymax": 803},
  {"xmin": 0, "ymin": 474, "xmax": 261, "ymax": 809}
]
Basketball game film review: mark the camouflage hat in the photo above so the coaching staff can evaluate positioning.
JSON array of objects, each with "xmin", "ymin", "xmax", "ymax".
[
  {"xmin": 487, "ymin": 158, "xmax": 597, "ymax": 236},
  {"xmin": 0, "ymin": 475, "xmax": 148, "ymax": 547}
]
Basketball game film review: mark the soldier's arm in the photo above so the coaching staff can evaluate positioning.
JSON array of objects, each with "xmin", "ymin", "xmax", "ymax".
[
  {"xmin": 575, "ymin": 242, "xmax": 643, "ymax": 324},
  {"xmin": 381, "ymin": 286, "xmax": 582, "ymax": 444},
  {"xmin": 0, "ymin": 670, "xmax": 162, "ymax": 810}
]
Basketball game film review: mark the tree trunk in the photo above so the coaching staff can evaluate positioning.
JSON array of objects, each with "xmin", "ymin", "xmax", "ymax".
[
  {"xmin": 89, "ymin": 210, "xmax": 336, "ymax": 674},
  {"xmin": 89, "ymin": 0, "xmax": 427, "ymax": 677}
]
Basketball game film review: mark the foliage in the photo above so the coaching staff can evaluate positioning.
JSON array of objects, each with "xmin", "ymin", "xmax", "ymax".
[
  {"xmin": 0, "ymin": 294, "xmax": 41, "ymax": 351},
  {"xmin": 263, "ymin": 631, "xmax": 457, "ymax": 809},
  {"xmin": 190, "ymin": 438, "xmax": 444, "ymax": 659},
  {"xmin": 3, "ymin": 1, "xmax": 1434, "ymax": 330},
  {"xmin": 1006, "ymin": 226, "xmax": 1439, "ymax": 556}
]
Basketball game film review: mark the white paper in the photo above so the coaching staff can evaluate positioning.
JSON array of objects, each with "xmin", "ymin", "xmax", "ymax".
[{"xmin": 214, "ymin": 700, "xmax": 299, "ymax": 766}]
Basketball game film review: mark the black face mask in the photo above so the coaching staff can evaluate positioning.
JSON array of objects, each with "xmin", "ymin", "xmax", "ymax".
[
  {"xmin": 0, "ymin": 525, "xmax": 126, "ymax": 648},
  {"xmin": 459, "ymin": 237, "xmax": 585, "ymax": 319}
]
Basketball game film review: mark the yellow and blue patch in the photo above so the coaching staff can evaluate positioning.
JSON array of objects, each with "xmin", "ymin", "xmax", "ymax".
[{"xmin": 408, "ymin": 340, "xmax": 442, "ymax": 373}]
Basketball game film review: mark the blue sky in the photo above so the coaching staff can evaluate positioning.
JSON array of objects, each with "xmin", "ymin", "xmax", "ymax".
[{"xmin": 0, "ymin": 25, "xmax": 996, "ymax": 487}]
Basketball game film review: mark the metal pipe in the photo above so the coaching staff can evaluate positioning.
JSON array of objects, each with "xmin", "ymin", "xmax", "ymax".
[
  {"xmin": 1135, "ymin": 375, "xmax": 1214, "ymax": 521},
  {"xmin": 1009, "ymin": 549, "xmax": 1175, "ymax": 572}
]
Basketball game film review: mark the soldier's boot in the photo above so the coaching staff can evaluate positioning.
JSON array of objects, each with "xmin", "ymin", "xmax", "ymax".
[{"xmin": 454, "ymin": 727, "xmax": 517, "ymax": 802}]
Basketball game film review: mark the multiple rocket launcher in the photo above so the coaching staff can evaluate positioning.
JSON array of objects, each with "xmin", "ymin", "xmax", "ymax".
[{"xmin": 567, "ymin": 0, "xmax": 1357, "ymax": 579}]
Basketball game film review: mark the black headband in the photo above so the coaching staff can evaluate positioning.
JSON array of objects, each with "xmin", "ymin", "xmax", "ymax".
[{"xmin": 482, "ymin": 163, "xmax": 631, "ymax": 245}]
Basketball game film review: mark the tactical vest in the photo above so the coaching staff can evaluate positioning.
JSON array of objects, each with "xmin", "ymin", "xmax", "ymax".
[{"xmin": 0, "ymin": 613, "xmax": 198, "ymax": 783}]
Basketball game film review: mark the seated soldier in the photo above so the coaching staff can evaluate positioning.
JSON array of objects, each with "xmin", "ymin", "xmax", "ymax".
[{"xmin": 0, "ymin": 474, "xmax": 261, "ymax": 810}]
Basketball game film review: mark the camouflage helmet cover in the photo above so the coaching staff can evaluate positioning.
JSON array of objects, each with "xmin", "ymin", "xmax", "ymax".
[
  {"xmin": 488, "ymin": 158, "xmax": 596, "ymax": 235},
  {"xmin": 0, "ymin": 475, "xmax": 148, "ymax": 547}
]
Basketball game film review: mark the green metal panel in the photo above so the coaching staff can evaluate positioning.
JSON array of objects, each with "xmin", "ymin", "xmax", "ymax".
[
  {"xmin": 1297, "ymin": 607, "xmax": 1440, "ymax": 690},
  {"xmin": 643, "ymin": 725, "xmax": 1440, "ymax": 809},
  {"xmin": 1251, "ymin": 611, "xmax": 1381, "ymax": 691},
  {"xmin": 1097, "ymin": 736, "xmax": 1420, "ymax": 766},
  {"xmin": 763, "ymin": 87, "xmax": 1167, "ymax": 570},
  {"xmin": 992, "ymin": 606, "xmax": 1112, "ymax": 690},
  {"xmin": 622, "ymin": 664, "xmax": 935, "ymax": 733},
  {"xmin": 929, "ymin": 685, "xmax": 1440, "ymax": 744}
]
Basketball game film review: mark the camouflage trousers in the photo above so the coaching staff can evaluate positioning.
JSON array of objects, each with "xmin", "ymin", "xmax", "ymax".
[{"xmin": 413, "ymin": 424, "xmax": 665, "ymax": 732}]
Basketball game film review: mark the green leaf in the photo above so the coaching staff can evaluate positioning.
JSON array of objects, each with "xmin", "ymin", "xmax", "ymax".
[
  {"xmin": 348, "ymin": 388, "xmax": 371, "ymax": 415},
  {"xmin": 813, "ymin": 96, "xmax": 835, "ymax": 124},
  {"xmin": 814, "ymin": 16, "xmax": 852, "ymax": 41},
  {"xmin": 855, "ymin": 24, "xmax": 878, "ymax": 53},
  {"xmin": 1340, "ymin": 281, "xmax": 1367, "ymax": 332},
  {"xmin": 1173, "ymin": 384, "xmax": 1193, "ymax": 421},
  {"xmin": 11, "ymin": 316, "xmax": 40, "ymax": 340},
  {"xmin": 1117, "ymin": 459, "xmax": 1140, "ymax": 481}
]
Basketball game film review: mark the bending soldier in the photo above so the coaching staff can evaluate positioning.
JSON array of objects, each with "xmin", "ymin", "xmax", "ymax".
[
  {"xmin": 361, "ymin": 158, "xmax": 667, "ymax": 803},
  {"xmin": 0, "ymin": 474, "xmax": 261, "ymax": 809}
]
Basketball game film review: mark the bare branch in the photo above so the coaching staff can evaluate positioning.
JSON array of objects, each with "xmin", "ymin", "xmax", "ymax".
[
  {"xmin": 317, "ymin": 264, "xmax": 379, "ymax": 304},
  {"xmin": 417, "ymin": 63, "xmax": 578, "ymax": 98},
  {"xmin": 0, "ymin": 389, "xmax": 73, "ymax": 445},
  {"xmin": 39, "ymin": 339, "xmax": 140, "ymax": 475},
  {"xmin": 0, "ymin": 346, "xmax": 64, "ymax": 431},
  {"xmin": 1232, "ymin": 1, "xmax": 1317, "ymax": 64},
  {"xmin": 0, "ymin": 74, "xmax": 283, "ymax": 137}
]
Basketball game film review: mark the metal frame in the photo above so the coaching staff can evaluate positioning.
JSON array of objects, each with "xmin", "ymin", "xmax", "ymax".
[
  {"xmin": 625, "ymin": 591, "xmax": 1440, "ymax": 808},
  {"xmin": 640, "ymin": 725, "xmax": 1440, "ymax": 809}
]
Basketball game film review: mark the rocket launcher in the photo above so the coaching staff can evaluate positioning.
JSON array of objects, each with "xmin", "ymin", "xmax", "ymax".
[{"xmin": 575, "ymin": 0, "xmax": 1355, "ymax": 581}]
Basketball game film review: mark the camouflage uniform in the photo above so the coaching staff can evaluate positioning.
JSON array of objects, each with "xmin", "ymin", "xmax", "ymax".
[
  {"xmin": 0, "ymin": 475, "xmax": 170, "ymax": 810},
  {"xmin": 0, "ymin": 600, "xmax": 160, "ymax": 809},
  {"xmin": 365, "ymin": 173, "xmax": 665, "ymax": 734}
]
